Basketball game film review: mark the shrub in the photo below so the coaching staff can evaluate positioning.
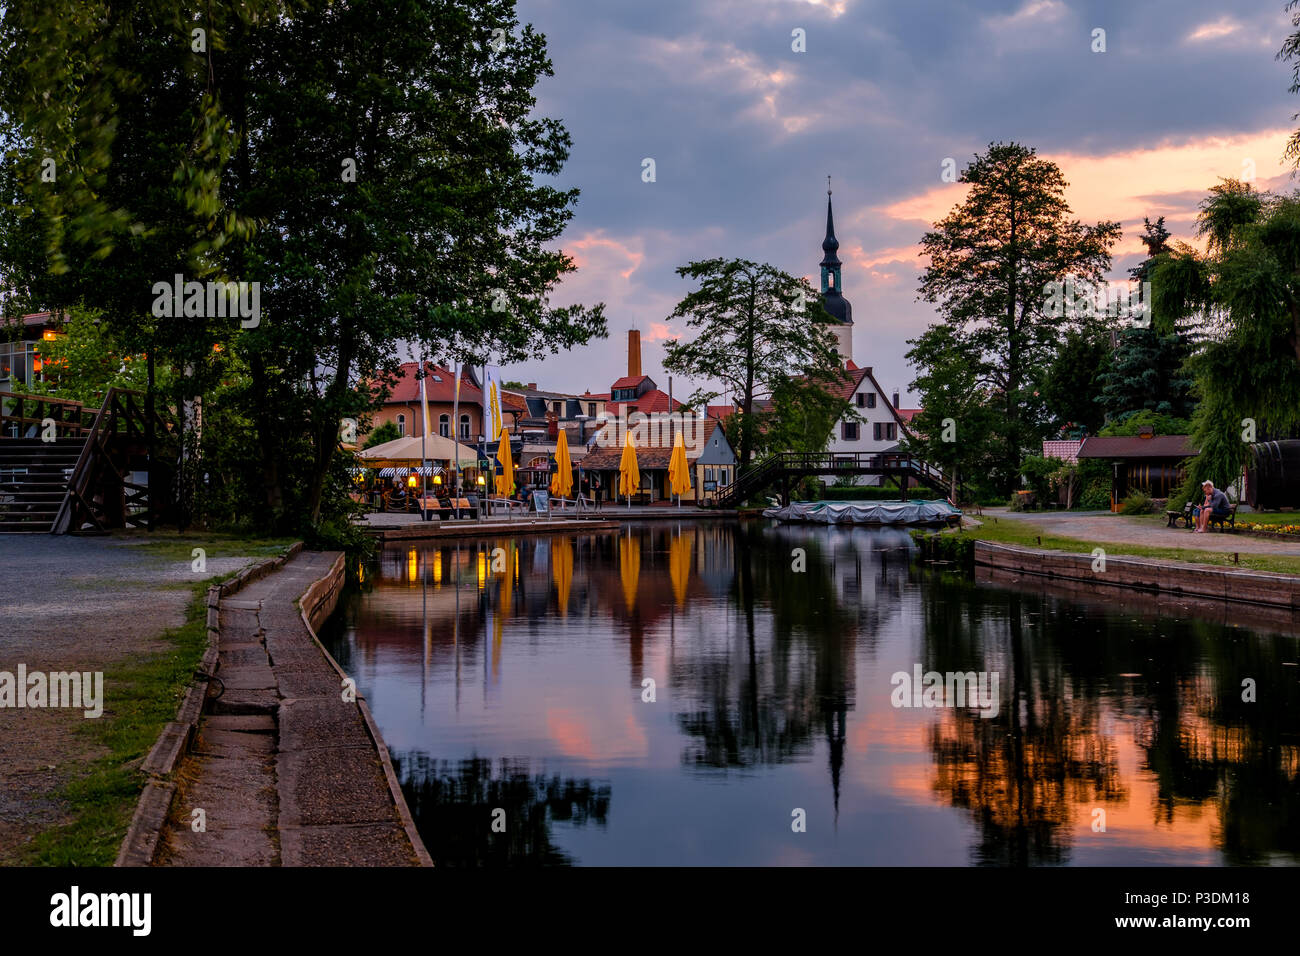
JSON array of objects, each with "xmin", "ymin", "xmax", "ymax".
[
  {"xmin": 1078, "ymin": 478, "xmax": 1111, "ymax": 511},
  {"xmin": 1019, "ymin": 455, "xmax": 1058, "ymax": 503},
  {"xmin": 1119, "ymin": 487, "xmax": 1154, "ymax": 515}
]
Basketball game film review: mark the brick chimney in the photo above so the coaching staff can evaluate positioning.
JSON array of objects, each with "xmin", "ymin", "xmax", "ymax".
[
  {"xmin": 628, "ymin": 328, "xmax": 642, "ymax": 378},
  {"xmin": 892, "ymin": 390, "xmax": 900, "ymax": 409}
]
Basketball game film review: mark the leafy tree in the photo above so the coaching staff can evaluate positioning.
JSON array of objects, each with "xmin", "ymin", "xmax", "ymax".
[
  {"xmin": 1151, "ymin": 180, "xmax": 1300, "ymax": 495},
  {"xmin": 915, "ymin": 142, "xmax": 1120, "ymax": 493},
  {"xmin": 752, "ymin": 373, "xmax": 852, "ymax": 458},
  {"xmin": 902, "ymin": 323, "xmax": 1000, "ymax": 503},
  {"xmin": 25, "ymin": 307, "xmax": 150, "ymax": 404},
  {"xmin": 1097, "ymin": 408, "xmax": 1192, "ymax": 437},
  {"xmin": 1039, "ymin": 328, "xmax": 1109, "ymax": 435},
  {"xmin": 663, "ymin": 258, "xmax": 843, "ymax": 469},
  {"xmin": 363, "ymin": 420, "xmax": 401, "ymax": 449},
  {"xmin": 1, "ymin": 0, "xmax": 607, "ymax": 532},
  {"xmin": 1098, "ymin": 217, "xmax": 1195, "ymax": 422}
]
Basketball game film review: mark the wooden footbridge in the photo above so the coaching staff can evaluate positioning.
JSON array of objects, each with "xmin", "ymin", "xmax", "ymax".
[
  {"xmin": 0, "ymin": 389, "xmax": 177, "ymax": 533},
  {"xmin": 711, "ymin": 450, "xmax": 958, "ymax": 509}
]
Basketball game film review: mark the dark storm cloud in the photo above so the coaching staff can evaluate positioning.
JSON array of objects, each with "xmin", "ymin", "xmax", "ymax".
[{"xmin": 495, "ymin": 0, "xmax": 1300, "ymax": 402}]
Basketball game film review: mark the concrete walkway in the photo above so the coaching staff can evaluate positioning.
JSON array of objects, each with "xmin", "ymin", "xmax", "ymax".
[
  {"xmin": 988, "ymin": 508, "xmax": 1300, "ymax": 556},
  {"xmin": 156, "ymin": 551, "xmax": 423, "ymax": 866}
]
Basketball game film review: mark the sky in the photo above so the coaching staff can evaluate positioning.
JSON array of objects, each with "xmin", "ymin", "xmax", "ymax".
[{"xmin": 483, "ymin": 0, "xmax": 1300, "ymax": 406}]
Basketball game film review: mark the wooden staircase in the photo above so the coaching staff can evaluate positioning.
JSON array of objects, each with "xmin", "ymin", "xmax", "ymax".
[
  {"xmin": 0, "ymin": 389, "xmax": 177, "ymax": 534},
  {"xmin": 0, "ymin": 436, "xmax": 86, "ymax": 532}
]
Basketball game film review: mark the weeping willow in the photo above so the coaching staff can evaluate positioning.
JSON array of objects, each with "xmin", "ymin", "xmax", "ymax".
[{"xmin": 1151, "ymin": 181, "xmax": 1300, "ymax": 498}]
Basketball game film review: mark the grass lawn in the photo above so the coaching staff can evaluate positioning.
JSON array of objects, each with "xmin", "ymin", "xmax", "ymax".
[
  {"xmin": 19, "ymin": 534, "xmax": 294, "ymax": 866},
  {"xmin": 961, "ymin": 515, "xmax": 1300, "ymax": 576}
]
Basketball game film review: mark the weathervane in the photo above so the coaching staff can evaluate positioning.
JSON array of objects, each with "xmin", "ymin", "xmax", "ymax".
[{"xmin": 827, "ymin": 174, "xmax": 832, "ymax": 196}]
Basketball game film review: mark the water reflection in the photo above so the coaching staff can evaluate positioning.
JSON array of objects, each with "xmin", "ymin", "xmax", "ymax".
[
  {"xmin": 319, "ymin": 522, "xmax": 1300, "ymax": 866},
  {"xmin": 392, "ymin": 754, "xmax": 610, "ymax": 866}
]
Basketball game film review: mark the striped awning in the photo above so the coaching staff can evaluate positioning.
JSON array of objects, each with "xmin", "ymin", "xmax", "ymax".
[{"xmin": 378, "ymin": 465, "xmax": 443, "ymax": 477}]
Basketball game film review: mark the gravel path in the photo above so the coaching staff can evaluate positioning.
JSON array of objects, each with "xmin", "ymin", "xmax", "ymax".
[
  {"xmin": 988, "ymin": 508, "xmax": 1300, "ymax": 556},
  {"xmin": 0, "ymin": 536, "xmax": 256, "ymax": 863}
]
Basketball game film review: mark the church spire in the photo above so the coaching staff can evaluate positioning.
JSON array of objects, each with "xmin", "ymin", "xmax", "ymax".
[
  {"xmin": 816, "ymin": 179, "xmax": 854, "ymax": 363},
  {"xmin": 820, "ymin": 178, "xmax": 842, "ymax": 293}
]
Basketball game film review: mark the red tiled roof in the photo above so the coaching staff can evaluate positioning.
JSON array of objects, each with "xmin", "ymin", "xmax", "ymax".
[
  {"xmin": 1077, "ymin": 435, "xmax": 1196, "ymax": 459},
  {"xmin": 499, "ymin": 390, "xmax": 528, "ymax": 411},
  {"xmin": 705, "ymin": 404, "xmax": 736, "ymax": 420},
  {"xmin": 2, "ymin": 311, "xmax": 61, "ymax": 331},
  {"xmin": 381, "ymin": 362, "xmax": 481, "ymax": 404},
  {"xmin": 611, "ymin": 375, "xmax": 652, "ymax": 390},
  {"xmin": 581, "ymin": 391, "xmax": 610, "ymax": 400},
  {"xmin": 896, "ymin": 408, "xmax": 921, "ymax": 422},
  {"xmin": 605, "ymin": 389, "xmax": 682, "ymax": 415},
  {"xmin": 582, "ymin": 419, "xmax": 723, "ymax": 470}
]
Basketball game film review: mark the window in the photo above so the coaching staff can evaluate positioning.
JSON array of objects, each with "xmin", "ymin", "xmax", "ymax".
[
  {"xmin": 553, "ymin": 401, "xmax": 562, "ymax": 415},
  {"xmin": 866, "ymin": 392, "xmax": 876, "ymax": 408},
  {"xmin": 887, "ymin": 422, "xmax": 897, "ymax": 441},
  {"xmin": 438, "ymin": 414, "xmax": 450, "ymax": 438},
  {"xmin": 396, "ymin": 414, "xmax": 406, "ymax": 436},
  {"xmin": 842, "ymin": 422, "xmax": 859, "ymax": 441},
  {"xmin": 856, "ymin": 393, "xmax": 866, "ymax": 408},
  {"xmin": 873, "ymin": 422, "xmax": 882, "ymax": 441},
  {"xmin": 459, "ymin": 414, "xmax": 471, "ymax": 440},
  {"xmin": 588, "ymin": 403, "xmax": 597, "ymax": 417}
]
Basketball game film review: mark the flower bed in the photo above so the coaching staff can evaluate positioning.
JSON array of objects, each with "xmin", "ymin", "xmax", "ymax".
[{"xmin": 1236, "ymin": 521, "xmax": 1300, "ymax": 537}]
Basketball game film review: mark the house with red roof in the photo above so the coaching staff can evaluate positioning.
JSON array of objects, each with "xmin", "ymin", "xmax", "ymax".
[{"xmin": 368, "ymin": 361, "xmax": 527, "ymax": 444}]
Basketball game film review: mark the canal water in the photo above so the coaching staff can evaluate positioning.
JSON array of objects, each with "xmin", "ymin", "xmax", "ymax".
[{"xmin": 319, "ymin": 522, "xmax": 1300, "ymax": 866}]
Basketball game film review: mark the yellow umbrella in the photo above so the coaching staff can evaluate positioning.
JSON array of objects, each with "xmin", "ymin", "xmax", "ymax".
[
  {"xmin": 494, "ymin": 426, "xmax": 515, "ymax": 498},
  {"xmin": 619, "ymin": 533, "xmax": 640, "ymax": 613},
  {"xmin": 668, "ymin": 529, "xmax": 692, "ymax": 607},
  {"xmin": 550, "ymin": 428, "xmax": 573, "ymax": 501},
  {"xmin": 552, "ymin": 537, "xmax": 573, "ymax": 616},
  {"xmin": 618, "ymin": 430, "xmax": 640, "ymax": 507},
  {"xmin": 668, "ymin": 431, "xmax": 691, "ymax": 507}
]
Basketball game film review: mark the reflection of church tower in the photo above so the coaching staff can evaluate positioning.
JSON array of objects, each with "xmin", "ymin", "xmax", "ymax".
[{"xmin": 820, "ymin": 182, "xmax": 854, "ymax": 364}]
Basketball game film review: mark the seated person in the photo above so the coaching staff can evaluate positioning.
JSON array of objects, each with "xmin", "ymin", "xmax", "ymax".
[{"xmin": 1192, "ymin": 480, "xmax": 1231, "ymax": 532}]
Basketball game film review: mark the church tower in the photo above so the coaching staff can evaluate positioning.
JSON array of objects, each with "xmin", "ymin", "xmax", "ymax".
[{"xmin": 819, "ymin": 181, "xmax": 854, "ymax": 364}]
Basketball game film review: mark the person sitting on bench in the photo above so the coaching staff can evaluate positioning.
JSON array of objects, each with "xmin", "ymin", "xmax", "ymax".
[{"xmin": 1193, "ymin": 480, "xmax": 1230, "ymax": 533}]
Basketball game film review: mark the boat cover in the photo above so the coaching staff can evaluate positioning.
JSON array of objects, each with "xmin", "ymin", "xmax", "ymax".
[{"xmin": 763, "ymin": 499, "xmax": 961, "ymax": 525}]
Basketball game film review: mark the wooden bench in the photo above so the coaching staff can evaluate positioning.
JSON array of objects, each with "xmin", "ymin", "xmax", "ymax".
[
  {"xmin": 1165, "ymin": 502, "xmax": 1193, "ymax": 528},
  {"xmin": 1207, "ymin": 503, "xmax": 1237, "ymax": 532},
  {"xmin": 418, "ymin": 496, "xmax": 479, "ymax": 521}
]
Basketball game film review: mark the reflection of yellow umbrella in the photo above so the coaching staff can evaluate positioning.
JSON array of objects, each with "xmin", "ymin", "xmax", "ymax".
[
  {"xmin": 493, "ymin": 541, "xmax": 513, "ymax": 680},
  {"xmin": 618, "ymin": 431, "xmax": 640, "ymax": 507},
  {"xmin": 619, "ymin": 533, "xmax": 640, "ymax": 613},
  {"xmin": 494, "ymin": 426, "xmax": 515, "ymax": 498},
  {"xmin": 669, "ymin": 529, "xmax": 692, "ymax": 607},
  {"xmin": 550, "ymin": 428, "xmax": 573, "ymax": 501},
  {"xmin": 668, "ymin": 431, "xmax": 691, "ymax": 507},
  {"xmin": 552, "ymin": 537, "xmax": 573, "ymax": 616}
]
